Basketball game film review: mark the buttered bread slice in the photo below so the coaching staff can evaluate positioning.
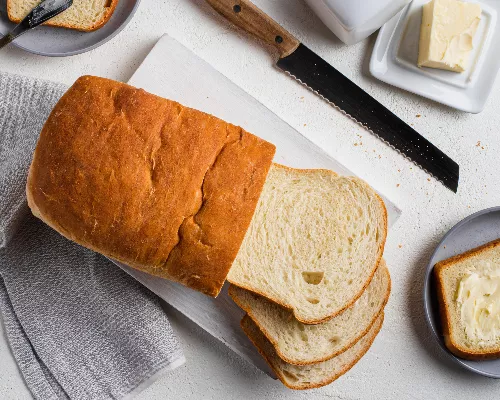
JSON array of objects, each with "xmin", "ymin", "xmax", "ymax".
[
  {"xmin": 229, "ymin": 260, "xmax": 390, "ymax": 364},
  {"xmin": 435, "ymin": 239, "xmax": 500, "ymax": 360},
  {"xmin": 8, "ymin": 0, "xmax": 119, "ymax": 31},
  {"xmin": 228, "ymin": 164, "xmax": 387, "ymax": 324}
]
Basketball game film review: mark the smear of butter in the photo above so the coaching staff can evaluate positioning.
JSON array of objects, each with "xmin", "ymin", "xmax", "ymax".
[{"xmin": 456, "ymin": 265, "xmax": 500, "ymax": 342}]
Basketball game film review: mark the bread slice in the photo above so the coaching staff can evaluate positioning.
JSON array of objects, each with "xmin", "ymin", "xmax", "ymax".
[
  {"xmin": 435, "ymin": 239, "xmax": 500, "ymax": 360},
  {"xmin": 229, "ymin": 260, "xmax": 390, "ymax": 365},
  {"xmin": 227, "ymin": 164, "xmax": 387, "ymax": 324},
  {"xmin": 7, "ymin": 0, "xmax": 119, "ymax": 32},
  {"xmin": 242, "ymin": 312, "xmax": 384, "ymax": 389},
  {"xmin": 26, "ymin": 76, "xmax": 275, "ymax": 297}
]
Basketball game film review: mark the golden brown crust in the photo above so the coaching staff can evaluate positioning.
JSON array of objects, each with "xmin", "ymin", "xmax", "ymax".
[
  {"xmin": 241, "ymin": 313, "xmax": 384, "ymax": 390},
  {"xmin": 228, "ymin": 168, "xmax": 388, "ymax": 324},
  {"xmin": 7, "ymin": 0, "xmax": 119, "ymax": 32},
  {"xmin": 228, "ymin": 261, "xmax": 391, "ymax": 365},
  {"xmin": 434, "ymin": 238, "xmax": 500, "ymax": 360},
  {"xmin": 27, "ymin": 76, "xmax": 275, "ymax": 297}
]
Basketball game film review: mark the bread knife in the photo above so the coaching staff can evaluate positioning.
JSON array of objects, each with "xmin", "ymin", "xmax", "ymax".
[
  {"xmin": 0, "ymin": 0, "xmax": 73, "ymax": 50},
  {"xmin": 205, "ymin": 0, "xmax": 460, "ymax": 193}
]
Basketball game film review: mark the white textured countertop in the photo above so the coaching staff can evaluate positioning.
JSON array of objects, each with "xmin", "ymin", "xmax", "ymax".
[{"xmin": 1, "ymin": 0, "xmax": 500, "ymax": 399}]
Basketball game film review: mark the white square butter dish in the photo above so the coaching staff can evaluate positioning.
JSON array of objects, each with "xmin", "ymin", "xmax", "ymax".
[{"xmin": 370, "ymin": 0, "xmax": 500, "ymax": 113}]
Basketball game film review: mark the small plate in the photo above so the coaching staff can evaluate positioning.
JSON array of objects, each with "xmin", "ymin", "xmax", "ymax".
[
  {"xmin": 370, "ymin": 1, "xmax": 500, "ymax": 113},
  {"xmin": 424, "ymin": 206, "xmax": 500, "ymax": 378},
  {"xmin": 0, "ymin": 0, "xmax": 140, "ymax": 57}
]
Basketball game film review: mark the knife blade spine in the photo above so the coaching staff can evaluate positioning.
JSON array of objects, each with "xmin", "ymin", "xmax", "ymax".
[{"xmin": 281, "ymin": 68, "xmax": 453, "ymax": 191}]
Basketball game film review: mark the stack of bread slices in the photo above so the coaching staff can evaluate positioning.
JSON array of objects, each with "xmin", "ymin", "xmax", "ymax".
[{"xmin": 227, "ymin": 164, "xmax": 391, "ymax": 389}]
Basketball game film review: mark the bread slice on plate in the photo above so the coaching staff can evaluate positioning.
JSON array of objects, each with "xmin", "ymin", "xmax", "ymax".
[
  {"xmin": 241, "ymin": 312, "xmax": 384, "ymax": 390},
  {"xmin": 435, "ymin": 238, "xmax": 500, "ymax": 360},
  {"xmin": 229, "ymin": 260, "xmax": 390, "ymax": 364},
  {"xmin": 7, "ymin": 0, "xmax": 119, "ymax": 32},
  {"xmin": 228, "ymin": 164, "xmax": 387, "ymax": 324}
]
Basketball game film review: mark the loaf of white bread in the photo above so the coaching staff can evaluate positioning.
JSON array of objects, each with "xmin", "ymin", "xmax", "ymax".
[
  {"xmin": 8, "ymin": 0, "xmax": 119, "ymax": 31},
  {"xmin": 27, "ymin": 76, "xmax": 389, "ymax": 389},
  {"xmin": 27, "ymin": 76, "xmax": 276, "ymax": 297}
]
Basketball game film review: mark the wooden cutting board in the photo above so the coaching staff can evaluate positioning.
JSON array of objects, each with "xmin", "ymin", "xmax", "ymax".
[{"xmin": 113, "ymin": 34, "xmax": 401, "ymax": 377}]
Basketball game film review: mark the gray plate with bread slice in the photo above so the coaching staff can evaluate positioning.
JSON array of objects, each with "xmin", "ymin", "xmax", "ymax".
[
  {"xmin": 424, "ymin": 206, "xmax": 500, "ymax": 378},
  {"xmin": 0, "ymin": 0, "xmax": 140, "ymax": 56}
]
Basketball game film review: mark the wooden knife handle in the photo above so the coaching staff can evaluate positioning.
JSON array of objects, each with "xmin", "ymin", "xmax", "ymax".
[{"xmin": 205, "ymin": 0, "xmax": 300, "ymax": 58}]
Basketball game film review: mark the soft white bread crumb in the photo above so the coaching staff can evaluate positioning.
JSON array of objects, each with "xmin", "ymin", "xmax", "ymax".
[
  {"xmin": 229, "ymin": 260, "xmax": 390, "ymax": 364},
  {"xmin": 241, "ymin": 312, "xmax": 384, "ymax": 389},
  {"xmin": 228, "ymin": 164, "xmax": 387, "ymax": 324}
]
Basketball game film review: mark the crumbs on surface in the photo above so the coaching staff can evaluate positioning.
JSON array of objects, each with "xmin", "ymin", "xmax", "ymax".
[{"xmin": 416, "ymin": 114, "xmax": 421, "ymax": 118}]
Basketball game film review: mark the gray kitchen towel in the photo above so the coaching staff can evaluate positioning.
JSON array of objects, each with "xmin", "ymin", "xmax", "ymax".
[{"xmin": 0, "ymin": 72, "xmax": 185, "ymax": 399}]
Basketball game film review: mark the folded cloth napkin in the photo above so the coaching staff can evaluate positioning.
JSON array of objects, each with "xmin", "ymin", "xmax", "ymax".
[{"xmin": 0, "ymin": 72, "xmax": 185, "ymax": 400}]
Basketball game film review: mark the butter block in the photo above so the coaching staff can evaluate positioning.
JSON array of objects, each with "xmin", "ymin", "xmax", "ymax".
[{"xmin": 418, "ymin": 0, "xmax": 481, "ymax": 72}]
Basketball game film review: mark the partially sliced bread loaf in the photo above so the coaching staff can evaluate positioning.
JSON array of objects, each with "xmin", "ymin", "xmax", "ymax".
[
  {"xmin": 7, "ymin": 0, "xmax": 119, "ymax": 32},
  {"xmin": 230, "ymin": 260, "xmax": 390, "ymax": 365},
  {"xmin": 228, "ymin": 164, "xmax": 387, "ymax": 324},
  {"xmin": 435, "ymin": 239, "xmax": 500, "ymax": 360},
  {"xmin": 26, "ymin": 76, "xmax": 275, "ymax": 297},
  {"xmin": 242, "ymin": 312, "xmax": 384, "ymax": 390}
]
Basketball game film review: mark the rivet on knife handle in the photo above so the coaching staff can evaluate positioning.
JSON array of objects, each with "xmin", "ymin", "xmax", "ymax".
[{"xmin": 205, "ymin": 0, "xmax": 299, "ymax": 58}]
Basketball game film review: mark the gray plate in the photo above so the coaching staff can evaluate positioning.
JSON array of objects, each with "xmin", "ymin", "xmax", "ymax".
[
  {"xmin": 0, "ymin": 0, "xmax": 140, "ymax": 56},
  {"xmin": 424, "ymin": 206, "xmax": 500, "ymax": 378}
]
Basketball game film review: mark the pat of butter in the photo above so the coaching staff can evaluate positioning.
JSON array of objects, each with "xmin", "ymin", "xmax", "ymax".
[
  {"xmin": 456, "ymin": 266, "xmax": 500, "ymax": 342},
  {"xmin": 418, "ymin": 0, "xmax": 481, "ymax": 73}
]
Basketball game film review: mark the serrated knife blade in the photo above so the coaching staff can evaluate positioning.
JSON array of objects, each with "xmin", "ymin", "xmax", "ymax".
[{"xmin": 205, "ymin": 0, "xmax": 459, "ymax": 192}]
